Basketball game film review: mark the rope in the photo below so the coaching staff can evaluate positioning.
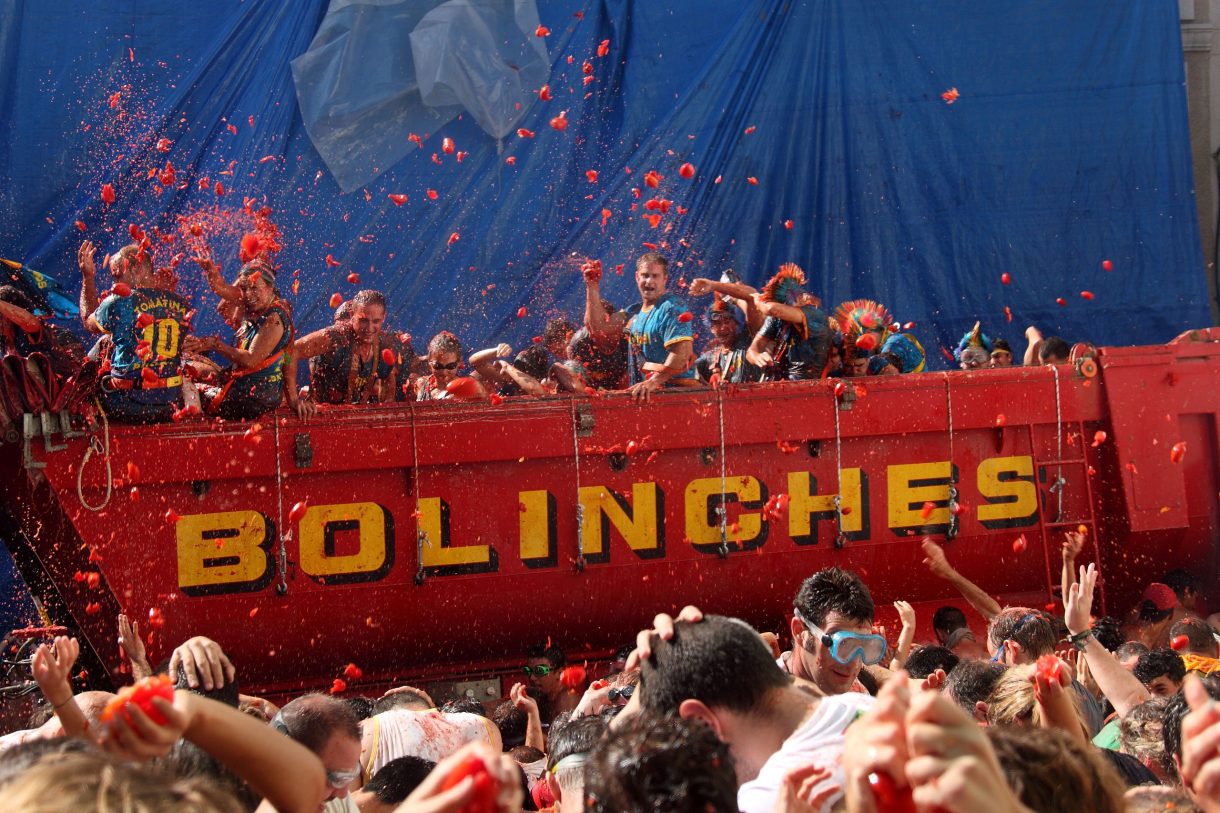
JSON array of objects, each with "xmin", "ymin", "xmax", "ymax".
[
  {"xmin": 717, "ymin": 387, "xmax": 728, "ymax": 558},
  {"xmin": 76, "ymin": 402, "xmax": 112, "ymax": 512},
  {"xmin": 570, "ymin": 399, "xmax": 586, "ymax": 571},
  {"xmin": 273, "ymin": 416, "xmax": 288, "ymax": 595},
  {"xmin": 1050, "ymin": 365, "xmax": 1066, "ymax": 522},
  {"xmin": 833, "ymin": 387, "xmax": 846, "ymax": 548},
  {"xmin": 945, "ymin": 374, "xmax": 959, "ymax": 539},
  {"xmin": 410, "ymin": 400, "xmax": 426, "ymax": 585}
]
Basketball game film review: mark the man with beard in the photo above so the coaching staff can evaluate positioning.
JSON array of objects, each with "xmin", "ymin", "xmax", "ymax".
[{"xmin": 583, "ymin": 252, "xmax": 696, "ymax": 402}]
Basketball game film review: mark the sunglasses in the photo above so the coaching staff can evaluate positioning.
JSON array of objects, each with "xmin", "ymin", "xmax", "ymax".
[
  {"xmin": 608, "ymin": 685, "xmax": 634, "ymax": 702},
  {"xmin": 327, "ymin": 766, "xmax": 361, "ymax": 790},
  {"xmin": 796, "ymin": 610, "xmax": 887, "ymax": 666},
  {"xmin": 522, "ymin": 664, "xmax": 552, "ymax": 676},
  {"xmin": 429, "ymin": 360, "xmax": 460, "ymax": 371}
]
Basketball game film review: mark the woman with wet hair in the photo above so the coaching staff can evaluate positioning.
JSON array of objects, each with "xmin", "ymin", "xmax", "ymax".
[{"xmin": 186, "ymin": 258, "xmax": 312, "ymax": 420}]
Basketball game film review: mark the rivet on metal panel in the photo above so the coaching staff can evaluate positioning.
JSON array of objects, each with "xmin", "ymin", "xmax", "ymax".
[
  {"xmin": 608, "ymin": 452, "xmax": 628, "ymax": 472},
  {"xmin": 806, "ymin": 440, "xmax": 821, "ymax": 458},
  {"xmin": 294, "ymin": 433, "xmax": 313, "ymax": 469},
  {"xmin": 699, "ymin": 447, "xmax": 717, "ymax": 466}
]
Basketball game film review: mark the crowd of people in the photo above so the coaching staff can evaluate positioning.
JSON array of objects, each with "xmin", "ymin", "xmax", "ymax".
[
  {"xmin": 0, "ymin": 238, "xmax": 1080, "ymax": 428},
  {"xmin": 0, "ymin": 534, "xmax": 1217, "ymax": 812}
]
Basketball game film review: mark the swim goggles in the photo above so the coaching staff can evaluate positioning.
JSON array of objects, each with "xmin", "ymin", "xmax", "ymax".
[{"xmin": 795, "ymin": 609, "xmax": 887, "ymax": 666}]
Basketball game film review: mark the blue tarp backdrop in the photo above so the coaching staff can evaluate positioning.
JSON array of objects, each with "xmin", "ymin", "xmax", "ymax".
[{"xmin": 0, "ymin": 0, "xmax": 1209, "ymax": 365}]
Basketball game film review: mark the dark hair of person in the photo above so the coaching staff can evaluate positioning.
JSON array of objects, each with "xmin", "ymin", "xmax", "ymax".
[
  {"xmin": 112, "ymin": 243, "xmax": 154, "ymax": 277},
  {"xmin": 342, "ymin": 695, "xmax": 374, "ymax": 721},
  {"xmin": 902, "ymin": 645, "xmax": 960, "ymax": 680},
  {"xmin": 276, "ymin": 693, "xmax": 361, "ymax": 754},
  {"xmin": 1139, "ymin": 602, "xmax": 1174, "ymax": 624},
  {"xmin": 372, "ymin": 687, "xmax": 433, "ymax": 715},
  {"xmin": 546, "ymin": 715, "xmax": 607, "ymax": 772},
  {"xmin": 158, "ymin": 739, "xmax": 260, "ymax": 810},
  {"xmin": 794, "ymin": 567, "xmax": 875, "ymax": 628},
  {"xmin": 427, "ymin": 331, "xmax": 462, "ymax": 357},
  {"xmin": 991, "ymin": 338, "xmax": 1011, "ymax": 353},
  {"xmin": 585, "ymin": 716, "xmax": 737, "ymax": 813},
  {"xmin": 636, "ymin": 252, "xmax": 668, "ymax": 274},
  {"xmin": 1038, "ymin": 336, "xmax": 1071, "ymax": 363},
  {"xmin": 440, "ymin": 697, "xmax": 487, "ymax": 717},
  {"xmin": 350, "ymin": 289, "xmax": 386, "ymax": 310},
  {"xmin": 987, "ymin": 607, "xmax": 1056, "ymax": 657},
  {"xmin": 526, "ymin": 643, "xmax": 566, "ymax": 668},
  {"xmin": 542, "ymin": 317, "xmax": 575, "ymax": 347},
  {"xmin": 493, "ymin": 700, "xmax": 527, "ymax": 748},
  {"xmin": 986, "ymin": 725, "xmax": 1126, "ymax": 813},
  {"xmin": 174, "ymin": 664, "xmax": 240, "ymax": 707},
  {"xmin": 1169, "ymin": 616, "xmax": 1216, "ymax": 655},
  {"xmin": 1090, "ymin": 616, "xmax": 1124, "ymax": 653},
  {"xmin": 0, "ymin": 285, "xmax": 33, "ymax": 310},
  {"xmin": 638, "ymin": 616, "xmax": 789, "ymax": 717},
  {"xmin": 513, "ymin": 347, "xmax": 549, "ymax": 381},
  {"xmin": 1163, "ymin": 675, "xmax": 1220, "ymax": 771},
  {"xmin": 509, "ymin": 745, "xmax": 544, "ymax": 764},
  {"xmin": 1132, "ymin": 649, "xmax": 1186, "ymax": 687},
  {"xmin": 943, "ymin": 660, "xmax": 1007, "ymax": 713},
  {"xmin": 1161, "ymin": 568, "xmax": 1197, "ymax": 600},
  {"xmin": 364, "ymin": 756, "xmax": 435, "ymax": 805},
  {"xmin": 1116, "ymin": 641, "xmax": 1151, "ymax": 664},
  {"xmin": 931, "ymin": 606, "xmax": 968, "ymax": 637}
]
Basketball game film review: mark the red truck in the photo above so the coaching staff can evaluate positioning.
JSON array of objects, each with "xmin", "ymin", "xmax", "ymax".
[{"xmin": 1, "ymin": 333, "xmax": 1217, "ymax": 704}]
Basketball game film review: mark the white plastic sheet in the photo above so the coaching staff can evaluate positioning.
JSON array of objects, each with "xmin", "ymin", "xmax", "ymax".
[{"xmin": 292, "ymin": 0, "xmax": 546, "ymax": 192}]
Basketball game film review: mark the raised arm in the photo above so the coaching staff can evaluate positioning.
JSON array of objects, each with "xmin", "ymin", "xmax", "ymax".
[
  {"xmin": 510, "ymin": 682, "xmax": 546, "ymax": 753},
  {"xmin": 582, "ymin": 260, "xmax": 626, "ymax": 344},
  {"xmin": 192, "ymin": 248, "xmax": 241, "ymax": 303},
  {"xmin": 754, "ymin": 296, "xmax": 808, "ymax": 330},
  {"xmin": 921, "ymin": 538, "xmax": 1001, "ymax": 621},
  {"xmin": 688, "ymin": 278, "xmax": 764, "ymax": 333},
  {"xmin": 889, "ymin": 601, "xmax": 917, "ymax": 671},
  {"xmin": 1065, "ymin": 563, "xmax": 1150, "ymax": 718},
  {"xmin": 118, "ymin": 613, "xmax": 152, "ymax": 681},
  {"xmin": 1060, "ymin": 530, "xmax": 1085, "ymax": 596},
  {"xmin": 78, "ymin": 241, "xmax": 102, "ymax": 332},
  {"xmin": 469, "ymin": 344, "xmax": 512, "ymax": 379},
  {"xmin": 1023, "ymin": 326, "xmax": 1044, "ymax": 367},
  {"xmin": 31, "ymin": 636, "xmax": 89, "ymax": 739}
]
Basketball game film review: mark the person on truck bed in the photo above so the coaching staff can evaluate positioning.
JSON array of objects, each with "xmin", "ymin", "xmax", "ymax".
[
  {"xmin": 990, "ymin": 337, "xmax": 1014, "ymax": 367},
  {"xmin": 416, "ymin": 331, "xmax": 481, "ymax": 401},
  {"xmin": 293, "ymin": 289, "xmax": 403, "ymax": 405},
  {"xmin": 85, "ymin": 244, "xmax": 192, "ymax": 424},
  {"xmin": 583, "ymin": 252, "xmax": 698, "ymax": 402},
  {"xmin": 745, "ymin": 264, "xmax": 831, "ymax": 382},
  {"xmin": 185, "ymin": 257, "xmax": 312, "ymax": 421},
  {"xmin": 955, "ymin": 322, "xmax": 992, "ymax": 370}
]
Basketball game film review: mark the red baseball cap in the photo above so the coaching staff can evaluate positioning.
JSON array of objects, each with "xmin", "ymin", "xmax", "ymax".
[{"xmin": 1140, "ymin": 582, "xmax": 1178, "ymax": 612}]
